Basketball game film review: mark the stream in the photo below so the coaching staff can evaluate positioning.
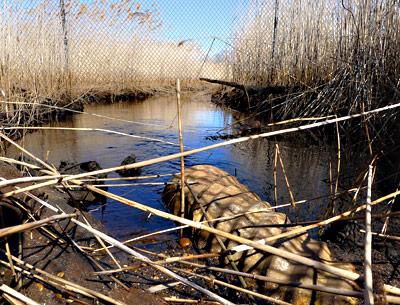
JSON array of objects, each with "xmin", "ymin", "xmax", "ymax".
[{"xmin": 9, "ymin": 93, "xmax": 337, "ymax": 248}]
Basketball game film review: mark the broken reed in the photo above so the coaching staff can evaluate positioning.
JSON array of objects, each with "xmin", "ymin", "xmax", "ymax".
[{"xmin": 231, "ymin": 0, "xmax": 400, "ymax": 117}]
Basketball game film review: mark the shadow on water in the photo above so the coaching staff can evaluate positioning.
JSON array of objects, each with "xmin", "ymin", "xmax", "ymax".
[{"xmin": 9, "ymin": 93, "xmax": 344, "ymax": 247}]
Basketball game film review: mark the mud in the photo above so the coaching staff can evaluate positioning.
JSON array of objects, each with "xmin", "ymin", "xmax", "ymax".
[{"xmin": 0, "ymin": 161, "xmax": 164, "ymax": 305}]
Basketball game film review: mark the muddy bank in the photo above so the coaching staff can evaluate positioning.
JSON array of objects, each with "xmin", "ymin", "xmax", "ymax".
[{"xmin": 0, "ymin": 160, "xmax": 164, "ymax": 305}]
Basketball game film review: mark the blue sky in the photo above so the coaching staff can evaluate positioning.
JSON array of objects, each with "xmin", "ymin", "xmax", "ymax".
[{"xmin": 155, "ymin": 0, "xmax": 250, "ymax": 57}]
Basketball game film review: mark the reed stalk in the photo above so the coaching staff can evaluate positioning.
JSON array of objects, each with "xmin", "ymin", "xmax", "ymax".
[
  {"xmin": 176, "ymin": 79, "xmax": 186, "ymax": 223},
  {"xmin": 364, "ymin": 164, "xmax": 374, "ymax": 304}
]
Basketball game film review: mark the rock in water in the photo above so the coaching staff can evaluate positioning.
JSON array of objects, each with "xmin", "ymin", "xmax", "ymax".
[
  {"xmin": 58, "ymin": 160, "xmax": 107, "ymax": 207},
  {"xmin": 163, "ymin": 165, "xmax": 359, "ymax": 305},
  {"xmin": 117, "ymin": 153, "xmax": 142, "ymax": 177}
]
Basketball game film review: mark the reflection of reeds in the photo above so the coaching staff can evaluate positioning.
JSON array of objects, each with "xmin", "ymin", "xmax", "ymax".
[
  {"xmin": 230, "ymin": 0, "xmax": 400, "ymax": 117},
  {"xmin": 0, "ymin": 0, "xmax": 225, "ymax": 113}
]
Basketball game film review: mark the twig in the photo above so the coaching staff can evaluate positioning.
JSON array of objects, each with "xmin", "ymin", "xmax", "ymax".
[
  {"xmin": 0, "ymin": 213, "xmax": 76, "ymax": 239},
  {"xmin": 176, "ymin": 79, "xmax": 186, "ymax": 225},
  {"xmin": 273, "ymin": 145, "xmax": 278, "ymax": 205},
  {"xmin": 275, "ymin": 144, "xmax": 296, "ymax": 207},
  {"xmin": 364, "ymin": 164, "xmax": 374, "ymax": 304},
  {"xmin": 360, "ymin": 230, "xmax": 400, "ymax": 242},
  {"xmin": 0, "ymin": 284, "xmax": 40, "ymax": 305}
]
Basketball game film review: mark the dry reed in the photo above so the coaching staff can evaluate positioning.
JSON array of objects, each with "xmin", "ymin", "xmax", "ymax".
[{"xmin": 230, "ymin": 0, "xmax": 400, "ymax": 118}]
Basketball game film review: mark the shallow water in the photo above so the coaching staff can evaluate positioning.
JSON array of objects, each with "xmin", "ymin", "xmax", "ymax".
[{"xmin": 10, "ymin": 94, "xmax": 336, "ymax": 245}]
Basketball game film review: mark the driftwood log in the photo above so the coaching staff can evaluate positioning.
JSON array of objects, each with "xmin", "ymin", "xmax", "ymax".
[
  {"xmin": 163, "ymin": 165, "xmax": 358, "ymax": 305},
  {"xmin": 200, "ymin": 77, "xmax": 302, "ymax": 112}
]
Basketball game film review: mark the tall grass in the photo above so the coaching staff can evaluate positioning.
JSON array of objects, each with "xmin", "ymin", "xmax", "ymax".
[
  {"xmin": 229, "ymin": 0, "xmax": 400, "ymax": 117},
  {"xmin": 0, "ymin": 0, "xmax": 225, "ymax": 109}
]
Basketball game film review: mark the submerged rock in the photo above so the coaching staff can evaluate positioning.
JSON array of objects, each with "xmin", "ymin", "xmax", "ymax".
[
  {"xmin": 163, "ymin": 165, "xmax": 359, "ymax": 305},
  {"xmin": 58, "ymin": 160, "xmax": 107, "ymax": 207},
  {"xmin": 116, "ymin": 153, "xmax": 142, "ymax": 177}
]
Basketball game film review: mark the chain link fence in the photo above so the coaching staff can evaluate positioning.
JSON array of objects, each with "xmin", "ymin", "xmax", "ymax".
[
  {"xmin": 1, "ymin": 1, "xmax": 396, "ymax": 96},
  {"xmin": 0, "ymin": 0, "xmax": 244, "ymax": 96}
]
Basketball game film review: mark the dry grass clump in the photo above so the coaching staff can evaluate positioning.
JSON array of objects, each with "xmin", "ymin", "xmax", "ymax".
[{"xmin": 229, "ymin": 0, "xmax": 400, "ymax": 117}]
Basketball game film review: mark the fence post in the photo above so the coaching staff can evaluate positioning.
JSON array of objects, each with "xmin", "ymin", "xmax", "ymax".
[
  {"xmin": 59, "ymin": 0, "xmax": 71, "ymax": 98},
  {"xmin": 270, "ymin": 0, "xmax": 279, "ymax": 82}
]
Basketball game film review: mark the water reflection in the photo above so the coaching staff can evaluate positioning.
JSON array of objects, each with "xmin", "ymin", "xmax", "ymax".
[{"xmin": 10, "ymin": 94, "xmax": 334, "ymax": 242}]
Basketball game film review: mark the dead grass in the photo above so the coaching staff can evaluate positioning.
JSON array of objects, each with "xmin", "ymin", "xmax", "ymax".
[
  {"xmin": 229, "ymin": 0, "xmax": 400, "ymax": 117},
  {"xmin": 0, "ymin": 0, "xmax": 225, "ymax": 111}
]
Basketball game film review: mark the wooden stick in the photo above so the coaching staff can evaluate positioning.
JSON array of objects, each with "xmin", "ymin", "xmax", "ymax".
[
  {"xmin": 0, "ymin": 284, "xmax": 40, "ymax": 305},
  {"xmin": 360, "ymin": 230, "xmax": 400, "ymax": 242},
  {"xmin": 2, "ymin": 293, "xmax": 25, "ymax": 305},
  {"xmin": 275, "ymin": 144, "xmax": 296, "ymax": 207},
  {"xmin": 0, "ymin": 213, "xmax": 76, "ymax": 239},
  {"xmin": 273, "ymin": 145, "xmax": 278, "ymax": 205},
  {"xmin": 0, "ymin": 132, "xmax": 57, "ymax": 174},
  {"xmin": 176, "ymin": 79, "xmax": 186, "ymax": 224},
  {"xmin": 0, "ymin": 157, "xmax": 41, "ymax": 170},
  {"xmin": 3, "ymin": 126, "xmax": 180, "ymax": 147},
  {"xmin": 364, "ymin": 164, "xmax": 374, "ymax": 304},
  {"xmin": 164, "ymin": 297, "xmax": 221, "ymax": 304}
]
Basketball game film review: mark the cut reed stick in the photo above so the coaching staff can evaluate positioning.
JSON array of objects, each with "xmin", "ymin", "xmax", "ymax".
[
  {"xmin": 3, "ymin": 126, "xmax": 180, "ymax": 147},
  {"xmin": 0, "ymin": 157, "xmax": 41, "ymax": 170},
  {"xmin": 81, "ymin": 214, "xmax": 122, "ymax": 270},
  {"xmin": 2, "ymin": 293, "xmax": 25, "ymax": 305},
  {"xmin": 0, "ymin": 213, "xmax": 76, "ymax": 239},
  {"xmin": 0, "ymin": 132, "xmax": 57, "ymax": 174},
  {"xmin": 15, "ymin": 185, "xmax": 233, "ymax": 304},
  {"xmin": 164, "ymin": 297, "xmax": 221, "ymax": 304},
  {"xmin": 364, "ymin": 164, "xmax": 374, "ymax": 305},
  {"xmin": 252, "ymin": 188, "xmax": 400, "ymax": 248},
  {"xmin": 133, "ymin": 246, "xmax": 400, "ymax": 303},
  {"xmin": 273, "ymin": 144, "xmax": 278, "ymax": 205},
  {"xmin": 176, "ymin": 79, "xmax": 186, "ymax": 224},
  {"xmin": 360, "ymin": 230, "xmax": 400, "ymax": 242},
  {"xmin": 0, "ymin": 284, "xmax": 40, "ymax": 305},
  {"xmin": 275, "ymin": 144, "xmax": 296, "ymax": 207}
]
